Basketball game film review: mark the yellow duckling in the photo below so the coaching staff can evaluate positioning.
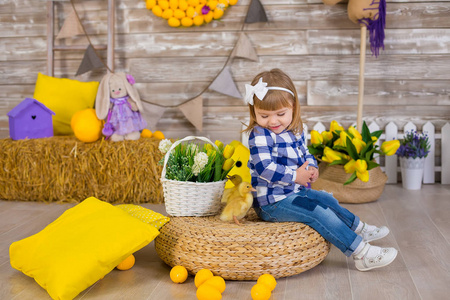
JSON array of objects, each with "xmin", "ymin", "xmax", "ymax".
[{"xmin": 220, "ymin": 180, "xmax": 256, "ymax": 225}]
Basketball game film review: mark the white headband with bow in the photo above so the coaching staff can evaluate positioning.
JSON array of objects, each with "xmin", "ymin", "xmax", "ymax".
[{"xmin": 244, "ymin": 78, "xmax": 295, "ymax": 105}]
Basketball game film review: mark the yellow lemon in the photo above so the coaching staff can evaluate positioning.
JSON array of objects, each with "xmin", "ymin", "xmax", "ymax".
[
  {"xmin": 213, "ymin": 8, "xmax": 224, "ymax": 20},
  {"xmin": 251, "ymin": 283, "xmax": 271, "ymax": 300},
  {"xmin": 162, "ymin": 8, "xmax": 174, "ymax": 19},
  {"xmin": 159, "ymin": 0, "xmax": 169, "ymax": 10},
  {"xmin": 152, "ymin": 5, "xmax": 163, "ymax": 17},
  {"xmin": 170, "ymin": 265, "xmax": 188, "ymax": 283},
  {"xmin": 152, "ymin": 130, "xmax": 165, "ymax": 139},
  {"xmin": 140, "ymin": 129, "xmax": 153, "ymax": 138},
  {"xmin": 196, "ymin": 284, "xmax": 222, "ymax": 300},
  {"xmin": 193, "ymin": 14, "xmax": 204, "ymax": 25},
  {"xmin": 71, "ymin": 108, "xmax": 102, "ymax": 143},
  {"xmin": 169, "ymin": 0, "xmax": 179, "ymax": 10},
  {"xmin": 186, "ymin": 6, "xmax": 196, "ymax": 18},
  {"xmin": 204, "ymin": 11, "xmax": 213, "ymax": 23},
  {"xmin": 202, "ymin": 276, "xmax": 226, "ymax": 293},
  {"xmin": 146, "ymin": 0, "xmax": 156, "ymax": 10},
  {"xmin": 194, "ymin": 268, "xmax": 214, "ymax": 288},
  {"xmin": 257, "ymin": 274, "xmax": 277, "ymax": 292},
  {"xmin": 181, "ymin": 17, "xmax": 194, "ymax": 27},
  {"xmin": 179, "ymin": 0, "xmax": 188, "ymax": 11},
  {"xmin": 116, "ymin": 254, "xmax": 135, "ymax": 271},
  {"xmin": 168, "ymin": 17, "xmax": 181, "ymax": 27},
  {"xmin": 174, "ymin": 9, "xmax": 186, "ymax": 19}
]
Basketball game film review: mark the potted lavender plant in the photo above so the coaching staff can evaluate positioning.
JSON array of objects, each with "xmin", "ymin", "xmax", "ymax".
[{"xmin": 396, "ymin": 130, "xmax": 431, "ymax": 190}]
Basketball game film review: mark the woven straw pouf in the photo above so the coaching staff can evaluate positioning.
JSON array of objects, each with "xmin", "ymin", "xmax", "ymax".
[{"xmin": 155, "ymin": 209, "xmax": 331, "ymax": 280}]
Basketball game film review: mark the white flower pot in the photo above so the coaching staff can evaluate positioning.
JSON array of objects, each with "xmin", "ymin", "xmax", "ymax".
[{"xmin": 399, "ymin": 157, "xmax": 425, "ymax": 190}]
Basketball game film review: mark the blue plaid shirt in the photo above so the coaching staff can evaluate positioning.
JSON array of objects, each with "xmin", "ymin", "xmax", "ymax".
[{"xmin": 248, "ymin": 126, "xmax": 318, "ymax": 207}]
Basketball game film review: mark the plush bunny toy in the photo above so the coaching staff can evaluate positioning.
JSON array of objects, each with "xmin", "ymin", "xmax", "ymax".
[{"xmin": 95, "ymin": 72, "xmax": 147, "ymax": 142}]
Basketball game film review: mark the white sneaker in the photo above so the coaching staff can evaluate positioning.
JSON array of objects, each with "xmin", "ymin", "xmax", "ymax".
[
  {"xmin": 358, "ymin": 223, "xmax": 390, "ymax": 242},
  {"xmin": 353, "ymin": 243, "xmax": 398, "ymax": 271}
]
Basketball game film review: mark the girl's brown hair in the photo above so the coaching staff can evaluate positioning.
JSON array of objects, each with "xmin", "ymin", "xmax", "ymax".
[{"xmin": 243, "ymin": 69, "xmax": 303, "ymax": 135}]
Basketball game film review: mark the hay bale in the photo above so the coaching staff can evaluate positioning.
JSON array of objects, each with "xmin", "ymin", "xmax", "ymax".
[{"xmin": 0, "ymin": 136, "xmax": 164, "ymax": 204}]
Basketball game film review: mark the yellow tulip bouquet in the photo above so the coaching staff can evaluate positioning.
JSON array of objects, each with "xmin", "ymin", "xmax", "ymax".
[
  {"xmin": 158, "ymin": 139, "xmax": 235, "ymax": 182},
  {"xmin": 308, "ymin": 121, "xmax": 400, "ymax": 185}
]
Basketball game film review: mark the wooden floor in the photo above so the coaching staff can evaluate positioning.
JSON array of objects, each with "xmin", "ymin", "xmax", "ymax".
[{"xmin": 1, "ymin": 184, "xmax": 449, "ymax": 300}]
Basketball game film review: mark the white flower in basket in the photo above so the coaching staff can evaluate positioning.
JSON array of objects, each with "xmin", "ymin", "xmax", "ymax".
[{"xmin": 159, "ymin": 136, "xmax": 235, "ymax": 217}]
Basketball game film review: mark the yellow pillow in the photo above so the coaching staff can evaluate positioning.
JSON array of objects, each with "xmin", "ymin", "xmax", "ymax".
[
  {"xmin": 9, "ymin": 197, "xmax": 159, "ymax": 300},
  {"xmin": 33, "ymin": 72, "xmax": 99, "ymax": 135},
  {"xmin": 117, "ymin": 204, "xmax": 170, "ymax": 230}
]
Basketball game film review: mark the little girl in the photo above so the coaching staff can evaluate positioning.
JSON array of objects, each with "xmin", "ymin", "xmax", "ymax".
[{"xmin": 244, "ymin": 69, "xmax": 397, "ymax": 271}]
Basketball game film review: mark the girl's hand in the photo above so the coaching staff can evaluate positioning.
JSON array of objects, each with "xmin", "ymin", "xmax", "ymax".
[
  {"xmin": 309, "ymin": 166, "xmax": 319, "ymax": 183},
  {"xmin": 295, "ymin": 162, "xmax": 314, "ymax": 186}
]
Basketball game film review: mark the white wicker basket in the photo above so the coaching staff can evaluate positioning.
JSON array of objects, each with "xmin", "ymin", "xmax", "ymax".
[{"xmin": 161, "ymin": 136, "xmax": 227, "ymax": 217}]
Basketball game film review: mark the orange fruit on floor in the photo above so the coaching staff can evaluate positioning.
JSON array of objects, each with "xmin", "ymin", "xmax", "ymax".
[
  {"xmin": 257, "ymin": 274, "xmax": 277, "ymax": 291},
  {"xmin": 116, "ymin": 254, "xmax": 135, "ymax": 271},
  {"xmin": 251, "ymin": 283, "xmax": 271, "ymax": 300},
  {"xmin": 202, "ymin": 276, "xmax": 226, "ymax": 293},
  {"xmin": 71, "ymin": 108, "xmax": 103, "ymax": 143},
  {"xmin": 196, "ymin": 283, "xmax": 222, "ymax": 300},
  {"xmin": 141, "ymin": 129, "xmax": 153, "ymax": 138},
  {"xmin": 194, "ymin": 268, "xmax": 214, "ymax": 288},
  {"xmin": 152, "ymin": 130, "xmax": 165, "ymax": 139},
  {"xmin": 170, "ymin": 265, "xmax": 188, "ymax": 283}
]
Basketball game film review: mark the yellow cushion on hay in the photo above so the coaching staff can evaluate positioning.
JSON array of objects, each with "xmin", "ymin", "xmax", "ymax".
[
  {"xmin": 117, "ymin": 204, "xmax": 170, "ymax": 230},
  {"xmin": 33, "ymin": 72, "xmax": 99, "ymax": 135},
  {"xmin": 9, "ymin": 197, "xmax": 160, "ymax": 300}
]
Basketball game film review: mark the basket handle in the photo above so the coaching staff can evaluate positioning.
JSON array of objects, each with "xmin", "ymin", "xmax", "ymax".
[{"xmin": 161, "ymin": 136, "xmax": 220, "ymax": 179}]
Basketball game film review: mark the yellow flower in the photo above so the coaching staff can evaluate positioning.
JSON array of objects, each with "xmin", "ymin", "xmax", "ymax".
[
  {"xmin": 321, "ymin": 131, "xmax": 333, "ymax": 144},
  {"xmin": 214, "ymin": 140, "xmax": 224, "ymax": 150},
  {"xmin": 371, "ymin": 136, "xmax": 378, "ymax": 143},
  {"xmin": 348, "ymin": 126, "xmax": 362, "ymax": 140},
  {"xmin": 223, "ymin": 144, "xmax": 235, "ymax": 159},
  {"xmin": 310, "ymin": 130, "xmax": 323, "ymax": 146},
  {"xmin": 323, "ymin": 147, "xmax": 347, "ymax": 163},
  {"xmin": 206, "ymin": 149, "xmax": 216, "ymax": 158},
  {"xmin": 205, "ymin": 144, "xmax": 213, "ymax": 151},
  {"xmin": 352, "ymin": 138, "xmax": 366, "ymax": 153},
  {"xmin": 355, "ymin": 159, "xmax": 368, "ymax": 173},
  {"xmin": 381, "ymin": 140, "xmax": 400, "ymax": 156},
  {"xmin": 344, "ymin": 159, "xmax": 356, "ymax": 174},
  {"xmin": 334, "ymin": 131, "xmax": 351, "ymax": 147},
  {"xmin": 222, "ymin": 158, "xmax": 235, "ymax": 171},
  {"xmin": 330, "ymin": 120, "xmax": 344, "ymax": 133},
  {"xmin": 356, "ymin": 170, "xmax": 369, "ymax": 182}
]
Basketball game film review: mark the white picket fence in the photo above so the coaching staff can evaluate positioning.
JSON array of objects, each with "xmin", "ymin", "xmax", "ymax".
[{"xmin": 241, "ymin": 121, "xmax": 450, "ymax": 184}]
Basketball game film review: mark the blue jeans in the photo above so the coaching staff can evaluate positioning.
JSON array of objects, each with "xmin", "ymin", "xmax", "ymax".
[{"xmin": 254, "ymin": 188, "xmax": 363, "ymax": 256}]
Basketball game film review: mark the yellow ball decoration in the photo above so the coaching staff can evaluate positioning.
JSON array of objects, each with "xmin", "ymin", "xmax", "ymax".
[
  {"xmin": 152, "ymin": 130, "xmax": 165, "ymax": 139},
  {"xmin": 193, "ymin": 15, "xmax": 204, "ymax": 26},
  {"xmin": 146, "ymin": 0, "xmax": 237, "ymax": 27},
  {"xmin": 168, "ymin": 17, "xmax": 181, "ymax": 27},
  {"xmin": 140, "ymin": 128, "xmax": 153, "ymax": 138},
  {"xmin": 170, "ymin": 265, "xmax": 188, "ymax": 283},
  {"xmin": 146, "ymin": 0, "xmax": 156, "ymax": 10},
  {"xmin": 152, "ymin": 5, "xmax": 163, "ymax": 17},
  {"xmin": 116, "ymin": 254, "xmax": 135, "ymax": 271},
  {"xmin": 159, "ymin": 0, "xmax": 169, "ymax": 10},
  {"xmin": 181, "ymin": 17, "xmax": 194, "ymax": 27},
  {"xmin": 71, "ymin": 108, "xmax": 103, "ymax": 143},
  {"xmin": 162, "ymin": 8, "xmax": 174, "ymax": 19}
]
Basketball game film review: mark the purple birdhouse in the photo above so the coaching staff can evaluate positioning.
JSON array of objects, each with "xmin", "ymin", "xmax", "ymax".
[{"xmin": 7, "ymin": 98, "xmax": 55, "ymax": 140}]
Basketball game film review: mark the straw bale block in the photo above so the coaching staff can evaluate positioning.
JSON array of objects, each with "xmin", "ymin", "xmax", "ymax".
[{"xmin": 0, "ymin": 137, "xmax": 164, "ymax": 203}]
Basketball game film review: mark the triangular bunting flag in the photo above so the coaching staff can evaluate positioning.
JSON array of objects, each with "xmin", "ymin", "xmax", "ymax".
[
  {"xmin": 75, "ymin": 45, "xmax": 104, "ymax": 76},
  {"xmin": 208, "ymin": 67, "xmax": 242, "ymax": 99},
  {"xmin": 231, "ymin": 32, "xmax": 258, "ymax": 61},
  {"xmin": 56, "ymin": 10, "xmax": 84, "ymax": 39},
  {"xmin": 141, "ymin": 102, "xmax": 167, "ymax": 131},
  {"xmin": 178, "ymin": 96, "xmax": 203, "ymax": 132},
  {"xmin": 245, "ymin": 0, "xmax": 268, "ymax": 24}
]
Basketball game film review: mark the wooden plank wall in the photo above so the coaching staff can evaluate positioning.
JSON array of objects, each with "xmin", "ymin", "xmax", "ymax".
[{"xmin": 1, "ymin": 0, "xmax": 449, "ymax": 145}]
